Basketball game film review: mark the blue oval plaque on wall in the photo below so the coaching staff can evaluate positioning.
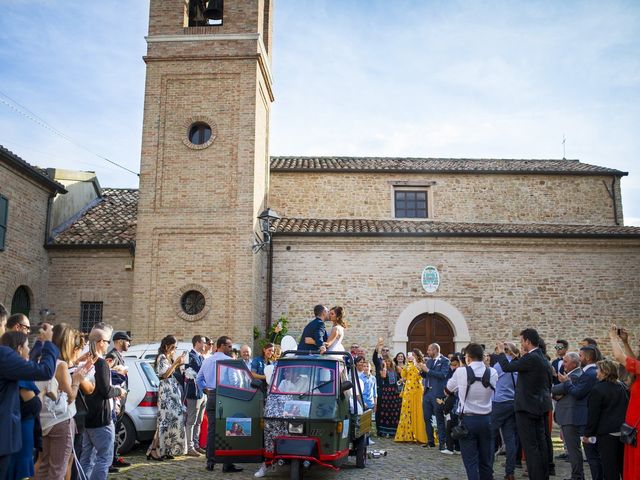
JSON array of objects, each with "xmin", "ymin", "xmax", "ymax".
[{"xmin": 421, "ymin": 266, "xmax": 440, "ymax": 293}]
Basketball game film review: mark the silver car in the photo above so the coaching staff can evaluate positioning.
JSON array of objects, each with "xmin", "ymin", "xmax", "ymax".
[{"xmin": 115, "ymin": 359, "xmax": 159, "ymax": 454}]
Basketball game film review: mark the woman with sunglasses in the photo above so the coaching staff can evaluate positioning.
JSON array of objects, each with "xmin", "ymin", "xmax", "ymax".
[{"xmin": 150, "ymin": 335, "xmax": 187, "ymax": 461}]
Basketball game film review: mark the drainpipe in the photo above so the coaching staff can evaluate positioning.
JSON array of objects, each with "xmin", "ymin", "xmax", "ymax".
[
  {"xmin": 266, "ymin": 235, "xmax": 274, "ymax": 332},
  {"xmin": 603, "ymin": 177, "xmax": 620, "ymax": 225},
  {"xmin": 43, "ymin": 193, "xmax": 55, "ymax": 246},
  {"xmin": 611, "ymin": 176, "xmax": 619, "ymax": 225}
]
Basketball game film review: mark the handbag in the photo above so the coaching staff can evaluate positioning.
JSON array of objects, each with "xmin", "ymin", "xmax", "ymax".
[{"xmin": 620, "ymin": 418, "xmax": 639, "ymax": 446}]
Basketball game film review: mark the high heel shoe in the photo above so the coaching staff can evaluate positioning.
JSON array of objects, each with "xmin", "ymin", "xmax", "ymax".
[{"xmin": 146, "ymin": 448, "xmax": 164, "ymax": 461}]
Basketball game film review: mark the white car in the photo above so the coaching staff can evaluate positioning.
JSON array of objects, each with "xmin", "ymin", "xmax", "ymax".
[
  {"xmin": 116, "ymin": 358, "xmax": 160, "ymax": 454},
  {"xmin": 123, "ymin": 342, "xmax": 193, "ymax": 361}
]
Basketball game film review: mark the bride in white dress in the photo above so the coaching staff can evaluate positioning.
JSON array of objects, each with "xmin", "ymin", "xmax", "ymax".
[{"xmin": 325, "ymin": 306, "xmax": 346, "ymax": 352}]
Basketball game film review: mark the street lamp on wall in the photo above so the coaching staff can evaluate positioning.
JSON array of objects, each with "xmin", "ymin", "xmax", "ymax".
[{"xmin": 252, "ymin": 208, "xmax": 280, "ymax": 254}]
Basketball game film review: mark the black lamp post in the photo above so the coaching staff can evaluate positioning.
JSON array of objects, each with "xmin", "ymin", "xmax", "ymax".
[{"xmin": 253, "ymin": 208, "xmax": 280, "ymax": 253}]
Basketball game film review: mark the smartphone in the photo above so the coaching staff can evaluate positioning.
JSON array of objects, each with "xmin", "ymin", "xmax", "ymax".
[
  {"xmin": 30, "ymin": 323, "xmax": 43, "ymax": 335},
  {"xmin": 617, "ymin": 328, "xmax": 622, "ymax": 336}
]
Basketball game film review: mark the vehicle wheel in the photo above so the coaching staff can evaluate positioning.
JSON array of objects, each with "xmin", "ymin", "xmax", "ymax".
[
  {"xmin": 290, "ymin": 459, "xmax": 303, "ymax": 480},
  {"xmin": 355, "ymin": 435, "xmax": 367, "ymax": 468},
  {"xmin": 115, "ymin": 415, "xmax": 136, "ymax": 454}
]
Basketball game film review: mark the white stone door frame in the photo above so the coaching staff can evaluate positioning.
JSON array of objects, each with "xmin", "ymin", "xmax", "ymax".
[{"xmin": 392, "ymin": 299, "xmax": 471, "ymax": 354}]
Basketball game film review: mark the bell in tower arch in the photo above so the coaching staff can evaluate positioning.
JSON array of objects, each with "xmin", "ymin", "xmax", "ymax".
[
  {"xmin": 204, "ymin": 0, "xmax": 223, "ymax": 21},
  {"xmin": 188, "ymin": 0, "xmax": 222, "ymax": 27}
]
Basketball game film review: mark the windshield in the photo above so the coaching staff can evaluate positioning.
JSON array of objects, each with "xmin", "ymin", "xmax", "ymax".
[{"xmin": 270, "ymin": 364, "xmax": 335, "ymax": 396}]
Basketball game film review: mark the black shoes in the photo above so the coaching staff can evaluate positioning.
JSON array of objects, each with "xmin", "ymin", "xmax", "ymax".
[
  {"xmin": 421, "ymin": 443, "xmax": 436, "ymax": 448},
  {"xmin": 206, "ymin": 463, "xmax": 215, "ymax": 471},
  {"xmin": 108, "ymin": 465, "xmax": 120, "ymax": 473},
  {"xmin": 113, "ymin": 457, "xmax": 131, "ymax": 467},
  {"xmin": 222, "ymin": 464, "xmax": 244, "ymax": 473}
]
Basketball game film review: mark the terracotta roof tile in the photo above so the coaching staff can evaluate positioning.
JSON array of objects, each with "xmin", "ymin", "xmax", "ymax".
[
  {"xmin": 51, "ymin": 188, "xmax": 138, "ymax": 246},
  {"xmin": 273, "ymin": 218, "xmax": 640, "ymax": 238},
  {"xmin": 269, "ymin": 156, "xmax": 627, "ymax": 175}
]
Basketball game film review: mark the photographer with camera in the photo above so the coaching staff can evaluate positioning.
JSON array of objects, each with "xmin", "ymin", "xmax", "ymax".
[
  {"xmin": 446, "ymin": 342, "xmax": 498, "ymax": 480},
  {"xmin": 0, "ymin": 309, "xmax": 59, "ymax": 479}
]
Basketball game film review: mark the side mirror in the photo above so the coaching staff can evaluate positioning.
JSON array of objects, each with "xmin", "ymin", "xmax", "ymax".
[
  {"xmin": 251, "ymin": 379, "xmax": 263, "ymax": 389},
  {"xmin": 341, "ymin": 380, "xmax": 353, "ymax": 392}
]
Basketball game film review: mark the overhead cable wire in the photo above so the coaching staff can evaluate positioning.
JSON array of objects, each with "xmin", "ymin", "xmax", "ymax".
[{"xmin": 0, "ymin": 90, "xmax": 139, "ymax": 177}]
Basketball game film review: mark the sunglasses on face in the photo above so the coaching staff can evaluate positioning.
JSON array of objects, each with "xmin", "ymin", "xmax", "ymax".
[{"xmin": 554, "ymin": 345, "xmax": 566, "ymax": 350}]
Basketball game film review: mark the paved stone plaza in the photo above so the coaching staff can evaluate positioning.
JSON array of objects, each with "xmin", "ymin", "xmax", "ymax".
[{"xmin": 112, "ymin": 433, "xmax": 574, "ymax": 479}]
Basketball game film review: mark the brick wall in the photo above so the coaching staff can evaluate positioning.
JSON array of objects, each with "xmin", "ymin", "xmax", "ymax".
[
  {"xmin": 270, "ymin": 172, "xmax": 623, "ymax": 225},
  {"xmin": 270, "ymin": 236, "xmax": 640, "ymax": 356},
  {"xmin": 47, "ymin": 248, "xmax": 134, "ymax": 335},
  {"xmin": 133, "ymin": 0, "xmax": 273, "ymax": 344},
  {"xmin": 0, "ymin": 162, "xmax": 52, "ymax": 316}
]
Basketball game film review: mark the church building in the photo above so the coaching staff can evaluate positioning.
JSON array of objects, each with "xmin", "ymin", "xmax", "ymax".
[{"xmin": 1, "ymin": 0, "xmax": 639, "ymax": 355}]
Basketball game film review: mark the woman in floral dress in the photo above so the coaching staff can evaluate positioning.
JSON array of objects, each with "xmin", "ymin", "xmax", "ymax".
[
  {"xmin": 394, "ymin": 349, "xmax": 427, "ymax": 444},
  {"xmin": 155, "ymin": 335, "xmax": 187, "ymax": 458}
]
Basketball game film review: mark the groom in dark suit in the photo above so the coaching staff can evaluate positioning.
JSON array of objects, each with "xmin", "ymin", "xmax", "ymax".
[
  {"xmin": 298, "ymin": 304, "xmax": 328, "ymax": 352},
  {"xmin": 496, "ymin": 328, "xmax": 553, "ymax": 480}
]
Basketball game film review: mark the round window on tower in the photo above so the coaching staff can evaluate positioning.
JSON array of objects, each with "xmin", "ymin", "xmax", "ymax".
[
  {"xmin": 188, "ymin": 122, "xmax": 211, "ymax": 145},
  {"xmin": 182, "ymin": 116, "xmax": 217, "ymax": 150},
  {"xmin": 180, "ymin": 290, "xmax": 206, "ymax": 316}
]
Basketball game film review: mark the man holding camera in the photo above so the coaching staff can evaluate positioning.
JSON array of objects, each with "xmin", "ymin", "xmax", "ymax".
[
  {"xmin": 496, "ymin": 328, "xmax": 553, "ymax": 480},
  {"xmin": 446, "ymin": 343, "xmax": 498, "ymax": 480}
]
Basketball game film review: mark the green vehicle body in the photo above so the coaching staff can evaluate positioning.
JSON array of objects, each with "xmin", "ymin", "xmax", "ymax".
[{"xmin": 213, "ymin": 351, "xmax": 371, "ymax": 478}]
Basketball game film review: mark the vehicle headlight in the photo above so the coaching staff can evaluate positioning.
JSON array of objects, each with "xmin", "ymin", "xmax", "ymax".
[{"xmin": 288, "ymin": 422, "xmax": 304, "ymax": 434}]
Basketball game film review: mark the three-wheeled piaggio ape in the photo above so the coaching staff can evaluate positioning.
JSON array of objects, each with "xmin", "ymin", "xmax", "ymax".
[{"xmin": 212, "ymin": 350, "xmax": 371, "ymax": 479}]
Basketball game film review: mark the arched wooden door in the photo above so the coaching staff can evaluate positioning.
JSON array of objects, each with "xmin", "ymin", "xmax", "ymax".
[
  {"xmin": 407, "ymin": 313, "xmax": 454, "ymax": 357},
  {"xmin": 11, "ymin": 285, "xmax": 31, "ymax": 316}
]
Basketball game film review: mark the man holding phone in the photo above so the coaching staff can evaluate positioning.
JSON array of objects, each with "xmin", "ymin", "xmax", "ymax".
[{"xmin": 0, "ymin": 312, "xmax": 59, "ymax": 479}]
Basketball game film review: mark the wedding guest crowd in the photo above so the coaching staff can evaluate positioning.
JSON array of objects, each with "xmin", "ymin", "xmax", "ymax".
[{"xmin": 2, "ymin": 299, "xmax": 639, "ymax": 480}]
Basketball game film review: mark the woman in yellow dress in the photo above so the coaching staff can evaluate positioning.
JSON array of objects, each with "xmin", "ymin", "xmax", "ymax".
[{"xmin": 394, "ymin": 349, "xmax": 427, "ymax": 444}]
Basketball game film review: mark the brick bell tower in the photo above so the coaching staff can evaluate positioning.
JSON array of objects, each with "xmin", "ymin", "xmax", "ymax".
[{"xmin": 133, "ymin": 0, "xmax": 274, "ymax": 342}]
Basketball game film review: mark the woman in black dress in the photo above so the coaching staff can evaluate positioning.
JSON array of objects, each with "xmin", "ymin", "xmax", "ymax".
[
  {"xmin": 583, "ymin": 358, "xmax": 628, "ymax": 480},
  {"xmin": 373, "ymin": 340, "xmax": 402, "ymax": 437}
]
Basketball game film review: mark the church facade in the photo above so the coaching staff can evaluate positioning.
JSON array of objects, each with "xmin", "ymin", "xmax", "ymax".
[{"xmin": 2, "ymin": 0, "xmax": 640, "ymax": 355}]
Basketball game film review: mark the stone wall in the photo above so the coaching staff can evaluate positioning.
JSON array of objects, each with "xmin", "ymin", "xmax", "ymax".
[
  {"xmin": 270, "ymin": 235, "xmax": 640, "ymax": 356},
  {"xmin": 270, "ymin": 172, "xmax": 623, "ymax": 225},
  {"xmin": 0, "ymin": 162, "xmax": 52, "ymax": 317},
  {"xmin": 47, "ymin": 248, "xmax": 134, "ymax": 335}
]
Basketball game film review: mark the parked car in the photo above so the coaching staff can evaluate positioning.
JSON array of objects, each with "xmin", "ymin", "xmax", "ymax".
[
  {"xmin": 123, "ymin": 342, "xmax": 193, "ymax": 361},
  {"xmin": 115, "ymin": 359, "xmax": 160, "ymax": 454},
  {"xmin": 124, "ymin": 341, "xmax": 243, "ymax": 361}
]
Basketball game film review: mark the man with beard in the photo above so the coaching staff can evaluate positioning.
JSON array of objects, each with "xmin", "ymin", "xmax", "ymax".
[{"xmin": 106, "ymin": 331, "xmax": 132, "ymax": 471}]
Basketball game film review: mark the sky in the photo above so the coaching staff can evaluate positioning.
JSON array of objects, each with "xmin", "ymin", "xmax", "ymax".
[{"xmin": 1, "ymin": 0, "xmax": 639, "ymax": 225}]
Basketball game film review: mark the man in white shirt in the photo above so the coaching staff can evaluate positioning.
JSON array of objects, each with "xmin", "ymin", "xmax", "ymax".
[
  {"xmin": 446, "ymin": 343, "xmax": 498, "ymax": 480},
  {"xmin": 196, "ymin": 336, "xmax": 243, "ymax": 474}
]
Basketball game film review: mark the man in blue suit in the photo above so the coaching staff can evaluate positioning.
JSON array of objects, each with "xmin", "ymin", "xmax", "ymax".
[
  {"xmin": 298, "ymin": 305, "xmax": 328, "ymax": 352},
  {"xmin": 557, "ymin": 345, "xmax": 603, "ymax": 480},
  {"xmin": 0, "ymin": 312, "xmax": 59, "ymax": 479},
  {"xmin": 420, "ymin": 343, "xmax": 450, "ymax": 451}
]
